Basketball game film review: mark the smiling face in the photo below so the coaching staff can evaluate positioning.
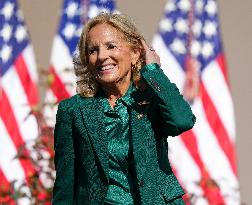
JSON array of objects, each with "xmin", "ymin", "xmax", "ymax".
[{"xmin": 86, "ymin": 23, "xmax": 140, "ymax": 88}]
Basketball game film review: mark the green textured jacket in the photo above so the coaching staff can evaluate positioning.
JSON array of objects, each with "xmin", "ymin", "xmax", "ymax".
[{"xmin": 52, "ymin": 63, "xmax": 196, "ymax": 205}]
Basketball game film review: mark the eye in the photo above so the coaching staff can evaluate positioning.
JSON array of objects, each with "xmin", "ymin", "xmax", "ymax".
[
  {"xmin": 107, "ymin": 43, "xmax": 117, "ymax": 49},
  {"xmin": 87, "ymin": 47, "xmax": 97, "ymax": 55}
]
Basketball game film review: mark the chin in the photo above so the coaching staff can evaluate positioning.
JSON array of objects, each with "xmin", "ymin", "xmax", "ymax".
[{"xmin": 96, "ymin": 77, "xmax": 119, "ymax": 85}]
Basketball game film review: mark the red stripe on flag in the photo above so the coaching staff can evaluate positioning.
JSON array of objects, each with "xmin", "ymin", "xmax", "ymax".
[
  {"xmin": 216, "ymin": 54, "xmax": 229, "ymax": 87},
  {"xmin": 0, "ymin": 169, "xmax": 15, "ymax": 205},
  {"xmin": 14, "ymin": 55, "xmax": 39, "ymax": 106},
  {"xmin": 49, "ymin": 66, "xmax": 71, "ymax": 102},
  {"xmin": 0, "ymin": 90, "xmax": 36, "ymax": 180},
  {"xmin": 181, "ymin": 131, "xmax": 225, "ymax": 204},
  {"xmin": 200, "ymin": 83, "xmax": 237, "ymax": 176}
]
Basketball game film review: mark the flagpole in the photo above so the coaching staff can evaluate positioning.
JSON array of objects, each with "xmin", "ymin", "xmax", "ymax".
[
  {"xmin": 81, "ymin": 0, "xmax": 89, "ymax": 24},
  {"xmin": 187, "ymin": 0, "xmax": 194, "ymax": 58},
  {"xmin": 183, "ymin": 0, "xmax": 200, "ymax": 102}
]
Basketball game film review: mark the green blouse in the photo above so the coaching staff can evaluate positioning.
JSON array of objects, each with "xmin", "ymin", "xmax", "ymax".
[{"xmin": 99, "ymin": 83, "xmax": 137, "ymax": 205}]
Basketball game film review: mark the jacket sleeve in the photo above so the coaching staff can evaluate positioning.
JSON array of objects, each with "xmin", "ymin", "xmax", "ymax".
[
  {"xmin": 141, "ymin": 63, "xmax": 196, "ymax": 136},
  {"xmin": 52, "ymin": 102, "xmax": 75, "ymax": 204}
]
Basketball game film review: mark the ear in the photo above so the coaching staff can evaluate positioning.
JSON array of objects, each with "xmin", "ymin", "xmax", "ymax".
[{"xmin": 131, "ymin": 48, "xmax": 141, "ymax": 65}]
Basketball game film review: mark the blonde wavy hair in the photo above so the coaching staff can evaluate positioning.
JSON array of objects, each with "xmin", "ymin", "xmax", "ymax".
[{"xmin": 74, "ymin": 13, "xmax": 146, "ymax": 97}]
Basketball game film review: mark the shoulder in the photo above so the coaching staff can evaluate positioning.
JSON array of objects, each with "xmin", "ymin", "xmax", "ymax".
[{"xmin": 57, "ymin": 94, "xmax": 92, "ymax": 113}]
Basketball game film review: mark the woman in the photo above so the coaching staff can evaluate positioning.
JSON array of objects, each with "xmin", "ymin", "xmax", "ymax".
[{"xmin": 53, "ymin": 13, "xmax": 196, "ymax": 205}]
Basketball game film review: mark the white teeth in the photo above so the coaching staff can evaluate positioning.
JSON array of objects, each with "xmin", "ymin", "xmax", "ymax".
[{"xmin": 99, "ymin": 65, "xmax": 114, "ymax": 71}]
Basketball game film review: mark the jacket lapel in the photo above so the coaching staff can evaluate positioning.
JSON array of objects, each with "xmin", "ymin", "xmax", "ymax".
[
  {"xmin": 76, "ymin": 88, "xmax": 153, "ymax": 184},
  {"xmin": 129, "ymin": 90, "xmax": 153, "ymax": 181},
  {"xmin": 78, "ymin": 96, "xmax": 109, "ymax": 182}
]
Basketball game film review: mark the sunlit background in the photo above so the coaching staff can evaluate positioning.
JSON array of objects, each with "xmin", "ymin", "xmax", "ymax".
[{"xmin": 1, "ymin": 0, "xmax": 251, "ymax": 203}]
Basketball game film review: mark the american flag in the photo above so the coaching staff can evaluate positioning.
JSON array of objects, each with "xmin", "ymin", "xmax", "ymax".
[
  {"xmin": 44, "ymin": 0, "xmax": 116, "ymax": 125},
  {"xmin": 152, "ymin": 0, "xmax": 240, "ymax": 204},
  {"xmin": 0, "ymin": 0, "xmax": 39, "ymax": 204}
]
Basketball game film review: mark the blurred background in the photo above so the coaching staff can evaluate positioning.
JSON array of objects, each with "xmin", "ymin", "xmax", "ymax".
[{"xmin": 1, "ymin": 0, "xmax": 251, "ymax": 204}]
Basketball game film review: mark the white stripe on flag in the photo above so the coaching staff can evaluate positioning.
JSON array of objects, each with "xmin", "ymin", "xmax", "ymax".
[
  {"xmin": 152, "ymin": 34, "xmax": 185, "ymax": 90},
  {"xmin": 168, "ymin": 137, "xmax": 202, "ymax": 195},
  {"xmin": 192, "ymin": 98, "xmax": 239, "ymax": 203},
  {"xmin": 2, "ymin": 68, "xmax": 38, "ymax": 143},
  {"xmin": 50, "ymin": 36, "xmax": 76, "ymax": 94},
  {"xmin": 0, "ymin": 119, "xmax": 31, "ymax": 205},
  {"xmin": 22, "ymin": 45, "xmax": 39, "ymax": 82},
  {"xmin": 50, "ymin": 36, "xmax": 73, "ymax": 70},
  {"xmin": 202, "ymin": 61, "xmax": 236, "ymax": 141},
  {"xmin": 44, "ymin": 89, "xmax": 58, "ymax": 126},
  {"xmin": 0, "ymin": 118, "xmax": 26, "ymax": 183}
]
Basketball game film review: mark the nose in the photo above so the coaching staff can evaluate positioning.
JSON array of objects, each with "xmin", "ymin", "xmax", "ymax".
[{"xmin": 97, "ymin": 47, "xmax": 109, "ymax": 62}]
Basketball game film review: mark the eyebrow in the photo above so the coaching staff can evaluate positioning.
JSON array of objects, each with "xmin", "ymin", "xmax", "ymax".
[{"xmin": 88, "ymin": 40, "xmax": 119, "ymax": 46}]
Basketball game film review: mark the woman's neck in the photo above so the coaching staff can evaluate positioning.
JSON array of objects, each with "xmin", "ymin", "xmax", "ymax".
[{"xmin": 101, "ymin": 79, "xmax": 131, "ymax": 108}]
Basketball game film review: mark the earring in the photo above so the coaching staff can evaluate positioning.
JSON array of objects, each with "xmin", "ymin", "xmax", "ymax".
[{"xmin": 131, "ymin": 62, "xmax": 137, "ymax": 71}]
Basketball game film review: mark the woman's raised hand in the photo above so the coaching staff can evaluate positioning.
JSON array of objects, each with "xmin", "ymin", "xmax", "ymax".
[{"xmin": 141, "ymin": 39, "xmax": 161, "ymax": 66}]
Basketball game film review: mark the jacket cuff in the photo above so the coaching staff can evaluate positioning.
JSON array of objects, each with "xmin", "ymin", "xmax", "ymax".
[{"xmin": 141, "ymin": 63, "xmax": 161, "ymax": 74}]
